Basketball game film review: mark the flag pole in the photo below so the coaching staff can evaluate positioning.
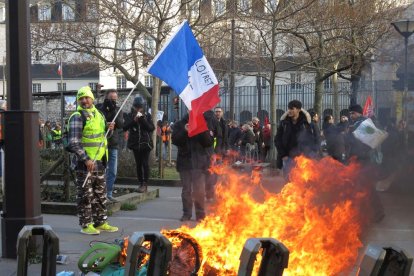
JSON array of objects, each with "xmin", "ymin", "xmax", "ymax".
[
  {"xmin": 60, "ymin": 54, "xmax": 64, "ymax": 128},
  {"xmin": 81, "ymin": 79, "xmax": 140, "ymax": 187}
]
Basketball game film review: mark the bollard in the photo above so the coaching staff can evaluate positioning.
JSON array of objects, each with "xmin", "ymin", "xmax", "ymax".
[
  {"xmin": 16, "ymin": 225, "xmax": 59, "ymax": 276},
  {"xmin": 238, "ymin": 238, "xmax": 289, "ymax": 276},
  {"xmin": 124, "ymin": 232, "xmax": 172, "ymax": 276},
  {"xmin": 358, "ymin": 244, "xmax": 413, "ymax": 276}
]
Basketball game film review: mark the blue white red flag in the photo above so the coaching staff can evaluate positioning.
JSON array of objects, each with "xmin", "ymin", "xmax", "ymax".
[
  {"xmin": 57, "ymin": 62, "xmax": 62, "ymax": 76},
  {"xmin": 147, "ymin": 21, "xmax": 220, "ymax": 137}
]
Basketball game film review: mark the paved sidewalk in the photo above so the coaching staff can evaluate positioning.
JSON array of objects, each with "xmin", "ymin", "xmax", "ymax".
[{"xmin": 1, "ymin": 177, "xmax": 414, "ymax": 275}]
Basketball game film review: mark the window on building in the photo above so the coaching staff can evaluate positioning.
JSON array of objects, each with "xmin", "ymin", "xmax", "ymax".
[
  {"xmin": 324, "ymin": 77, "xmax": 332, "ymax": 90},
  {"xmin": 214, "ymin": 0, "xmax": 225, "ymax": 15},
  {"xmin": 116, "ymin": 36, "xmax": 126, "ymax": 57},
  {"xmin": 38, "ymin": 4, "xmax": 51, "ymax": 21},
  {"xmin": 58, "ymin": 83, "xmax": 67, "ymax": 91},
  {"xmin": 0, "ymin": 6, "xmax": 5, "ymax": 22},
  {"xmin": 62, "ymin": 1, "xmax": 75, "ymax": 21},
  {"xmin": 145, "ymin": 0, "xmax": 155, "ymax": 8},
  {"xmin": 259, "ymin": 43, "xmax": 268, "ymax": 56},
  {"xmin": 239, "ymin": 0, "xmax": 250, "ymax": 12},
  {"xmin": 87, "ymin": 1, "xmax": 99, "ymax": 19},
  {"xmin": 144, "ymin": 76, "xmax": 153, "ymax": 87},
  {"xmin": 260, "ymin": 76, "xmax": 267, "ymax": 88},
  {"xmin": 32, "ymin": 83, "xmax": 42, "ymax": 93},
  {"xmin": 144, "ymin": 36, "xmax": 155, "ymax": 56},
  {"xmin": 266, "ymin": 0, "xmax": 278, "ymax": 12},
  {"xmin": 89, "ymin": 82, "xmax": 98, "ymax": 91},
  {"xmin": 223, "ymin": 78, "xmax": 229, "ymax": 88},
  {"xmin": 118, "ymin": 0, "xmax": 127, "ymax": 11},
  {"xmin": 35, "ymin": 50, "xmax": 41, "ymax": 61},
  {"xmin": 286, "ymin": 44, "xmax": 294, "ymax": 56},
  {"xmin": 189, "ymin": 1, "xmax": 199, "ymax": 17},
  {"xmin": 116, "ymin": 76, "xmax": 126, "ymax": 89},
  {"xmin": 290, "ymin": 73, "xmax": 302, "ymax": 90}
]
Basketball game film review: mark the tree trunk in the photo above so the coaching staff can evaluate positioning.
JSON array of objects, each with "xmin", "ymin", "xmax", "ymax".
[
  {"xmin": 332, "ymin": 63, "xmax": 339, "ymax": 121},
  {"xmin": 314, "ymin": 72, "xmax": 324, "ymax": 117}
]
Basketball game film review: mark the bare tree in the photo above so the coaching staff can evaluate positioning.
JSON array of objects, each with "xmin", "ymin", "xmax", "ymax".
[
  {"xmin": 281, "ymin": 0, "xmax": 401, "ymax": 115},
  {"xmin": 31, "ymin": 0, "xmax": 226, "ymax": 164}
]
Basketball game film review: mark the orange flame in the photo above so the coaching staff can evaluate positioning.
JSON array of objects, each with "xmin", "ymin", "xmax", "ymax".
[
  {"xmin": 163, "ymin": 156, "xmax": 371, "ymax": 275},
  {"xmin": 119, "ymin": 236, "xmax": 129, "ymax": 266}
]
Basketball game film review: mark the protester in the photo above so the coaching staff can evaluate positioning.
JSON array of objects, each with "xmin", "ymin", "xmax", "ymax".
[
  {"xmin": 309, "ymin": 111, "xmax": 322, "ymax": 156},
  {"xmin": 97, "ymin": 89, "xmax": 123, "ymax": 201},
  {"xmin": 337, "ymin": 115, "xmax": 349, "ymax": 133},
  {"xmin": 274, "ymin": 100, "xmax": 318, "ymax": 178},
  {"xmin": 51, "ymin": 123, "xmax": 62, "ymax": 148},
  {"xmin": 252, "ymin": 117, "xmax": 263, "ymax": 161},
  {"xmin": 123, "ymin": 96, "xmax": 155, "ymax": 193},
  {"xmin": 228, "ymin": 120, "xmax": 242, "ymax": 152},
  {"xmin": 346, "ymin": 104, "xmax": 385, "ymax": 222},
  {"xmin": 213, "ymin": 106, "xmax": 228, "ymax": 158},
  {"xmin": 67, "ymin": 86, "xmax": 118, "ymax": 235},
  {"xmin": 44, "ymin": 121, "xmax": 53, "ymax": 149},
  {"xmin": 160, "ymin": 121, "xmax": 171, "ymax": 161},
  {"xmin": 172, "ymin": 113, "xmax": 215, "ymax": 222},
  {"xmin": 261, "ymin": 123, "xmax": 272, "ymax": 162},
  {"xmin": 322, "ymin": 115, "xmax": 346, "ymax": 162},
  {"xmin": 238, "ymin": 123, "xmax": 256, "ymax": 161}
]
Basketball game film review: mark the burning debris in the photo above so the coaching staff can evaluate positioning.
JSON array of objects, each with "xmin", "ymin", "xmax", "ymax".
[
  {"xmin": 162, "ymin": 156, "xmax": 372, "ymax": 275},
  {"xmin": 75, "ymin": 156, "xmax": 374, "ymax": 275}
]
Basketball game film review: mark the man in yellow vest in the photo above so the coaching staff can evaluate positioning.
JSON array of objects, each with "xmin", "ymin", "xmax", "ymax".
[{"xmin": 67, "ymin": 86, "xmax": 118, "ymax": 235}]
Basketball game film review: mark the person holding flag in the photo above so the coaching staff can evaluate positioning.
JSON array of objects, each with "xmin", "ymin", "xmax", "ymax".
[
  {"xmin": 148, "ymin": 21, "xmax": 219, "ymax": 222},
  {"xmin": 147, "ymin": 20, "xmax": 220, "ymax": 137}
]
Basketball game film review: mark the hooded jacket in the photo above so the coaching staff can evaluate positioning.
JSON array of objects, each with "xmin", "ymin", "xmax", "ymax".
[
  {"xmin": 123, "ymin": 109, "xmax": 155, "ymax": 151},
  {"xmin": 275, "ymin": 109, "xmax": 318, "ymax": 161}
]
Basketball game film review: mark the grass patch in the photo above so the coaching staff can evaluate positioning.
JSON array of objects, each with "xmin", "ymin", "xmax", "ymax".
[{"xmin": 120, "ymin": 202, "xmax": 137, "ymax": 211}]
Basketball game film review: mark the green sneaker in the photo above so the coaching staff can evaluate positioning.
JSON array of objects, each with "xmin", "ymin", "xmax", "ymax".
[
  {"xmin": 80, "ymin": 223, "xmax": 100, "ymax": 235},
  {"xmin": 95, "ymin": 222, "xmax": 118, "ymax": 232}
]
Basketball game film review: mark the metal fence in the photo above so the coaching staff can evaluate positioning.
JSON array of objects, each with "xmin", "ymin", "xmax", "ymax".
[{"xmin": 213, "ymin": 80, "xmax": 397, "ymax": 125}]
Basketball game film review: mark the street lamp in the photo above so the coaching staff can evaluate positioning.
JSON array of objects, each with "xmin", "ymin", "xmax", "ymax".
[{"xmin": 391, "ymin": 20, "xmax": 414, "ymax": 124}]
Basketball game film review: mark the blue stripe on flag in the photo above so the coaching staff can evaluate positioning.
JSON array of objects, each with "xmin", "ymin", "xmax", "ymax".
[{"xmin": 147, "ymin": 22, "xmax": 203, "ymax": 95}]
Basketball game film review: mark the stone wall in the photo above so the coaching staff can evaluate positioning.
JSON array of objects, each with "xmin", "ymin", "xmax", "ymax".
[{"xmin": 33, "ymin": 91, "xmax": 142, "ymax": 123}]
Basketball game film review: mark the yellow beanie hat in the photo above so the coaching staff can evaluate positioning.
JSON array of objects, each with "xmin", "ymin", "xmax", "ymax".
[{"xmin": 77, "ymin": 86, "xmax": 95, "ymax": 101}]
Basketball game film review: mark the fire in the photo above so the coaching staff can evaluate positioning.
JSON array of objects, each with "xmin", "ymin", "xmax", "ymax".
[
  {"xmin": 118, "ymin": 236, "xmax": 129, "ymax": 266},
  {"xmin": 163, "ymin": 156, "xmax": 372, "ymax": 275}
]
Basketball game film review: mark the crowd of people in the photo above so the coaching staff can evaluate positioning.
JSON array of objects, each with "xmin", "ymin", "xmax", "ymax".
[{"xmin": 2, "ymin": 85, "xmax": 410, "ymax": 233}]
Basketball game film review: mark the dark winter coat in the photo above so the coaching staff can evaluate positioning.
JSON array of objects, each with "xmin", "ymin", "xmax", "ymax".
[
  {"xmin": 172, "ymin": 114, "xmax": 215, "ymax": 171},
  {"xmin": 96, "ymin": 103, "xmax": 124, "ymax": 149},
  {"xmin": 323, "ymin": 123, "xmax": 345, "ymax": 161},
  {"xmin": 214, "ymin": 117, "xmax": 229, "ymax": 154},
  {"xmin": 123, "ymin": 109, "xmax": 155, "ymax": 152},
  {"xmin": 274, "ymin": 109, "xmax": 318, "ymax": 168},
  {"xmin": 240, "ymin": 128, "xmax": 256, "ymax": 146},
  {"xmin": 228, "ymin": 127, "xmax": 242, "ymax": 150}
]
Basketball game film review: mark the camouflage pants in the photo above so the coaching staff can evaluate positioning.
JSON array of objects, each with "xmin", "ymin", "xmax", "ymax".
[{"xmin": 76, "ymin": 169, "xmax": 108, "ymax": 228}]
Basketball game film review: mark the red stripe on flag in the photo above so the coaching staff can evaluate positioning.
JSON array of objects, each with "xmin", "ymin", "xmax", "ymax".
[{"xmin": 188, "ymin": 85, "xmax": 220, "ymax": 137}]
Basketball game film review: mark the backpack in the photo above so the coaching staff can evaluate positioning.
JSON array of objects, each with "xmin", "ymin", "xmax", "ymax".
[{"xmin": 62, "ymin": 110, "xmax": 88, "ymax": 152}]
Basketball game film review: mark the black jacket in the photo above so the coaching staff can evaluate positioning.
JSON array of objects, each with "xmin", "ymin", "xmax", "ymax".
[
  {"xmin": 123, "ymin": 109, "xmax": 155, "ymax": 151},
  {"xmin": 97, "ymin": 103, "xmax": 124, "ymax": 149},
  {"xmin": 214, "ymin": 117, "xmax": 229, "ymax": 154},
  {"xmin": 275, "ymin": 109, "xmax": 318, "ymax": 160},
  {"xmin": 172, "ymin": 114, "xmax": 214, "ymax": 171}
]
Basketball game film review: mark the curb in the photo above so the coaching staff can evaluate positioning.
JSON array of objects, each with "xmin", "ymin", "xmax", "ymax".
[{"xmin": 0, "ymin": 188, "xmax": 159, "ymax": 216}]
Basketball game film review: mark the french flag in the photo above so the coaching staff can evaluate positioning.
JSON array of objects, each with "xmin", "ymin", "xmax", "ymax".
[
  {"xmin": 57, "ymin": 62, "xmax": 62, "ymax": 76},
  {"xmin": 147, "ymin": 21, "xmax": 220, "ymax": 137}
]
